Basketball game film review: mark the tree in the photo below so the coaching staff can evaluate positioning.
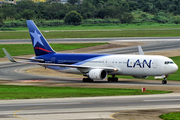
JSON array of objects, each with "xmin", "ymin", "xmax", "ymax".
[
  {"xmin": 43, "ymin": 3, "xmax": 68, "ymax": 20},
  {"xmin": 64, "ymin": 11, "xmax": 82, "ymax": 25},
  {"xmin": 55, "ymin": 11, "xmax": 66, "ymax": 20},
  {"xmin": 117, "ymin": 12, "xmax": 134, "ymax": 23},
  {"xmin": 97, "ymin": 9, "xmax": 107, "ymax": 19},
  {"xmin": 22, "ymin": 9, "xmax": 35, "ymax": 20},
  {"xmin": 1, "ymin": 3, "xmax": 16, "ymax": 19},
  {"xmin": 81, "ymin": 1, "xmax": 96, "ymax": 19},
  {"xmin": 0, "ymin": 13, "xmax": 3, "ymax": 27},
  {"xmin": 68, "ymin": 0, "xmax": 79, "ymax": 5},
  {"xmin": 143, "ymin": 2, "xmax": 154, "ymax": 13},
  {"xmin": 16, "ymin": 0, "xmax": 37, "ymax": 11},
  {"xmin": 16, "ymin": 0, "xmax": 37, "ymax": 19}
]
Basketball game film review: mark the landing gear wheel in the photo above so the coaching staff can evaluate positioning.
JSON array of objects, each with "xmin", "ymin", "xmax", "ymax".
[
  {"xmin": 115, "ymin": 77, "xmax": 118, "ymax": 82},
  {"xmin": 162, "ymin": 79, "xmax": 167, "ymax": 84},
  {"xmin": 162, "ymin": 76, "xmax": 168, "ymax": 84},
  {"xmin": 82, "ymin": 78, "xmax": 93, "ymax": 82},
  {"xmin": 83, "ymin": 78, "xmax": 86, "ymax": 82},
  {"xmin": 108, "ymin": 77, "xmax": 112, "ymax": 82},
  {"xmin": 108, "ymin": 76, "xmax": 118, "ymax": 82}
]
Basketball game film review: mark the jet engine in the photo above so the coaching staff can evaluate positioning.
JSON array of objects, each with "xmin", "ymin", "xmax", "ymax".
[
  {"xmin": 88, "ymin": 69, "xmax": 107, "ymax": 80},
  {"xmin": 132, "ymin": 76, "xmax": 148, "ymax": 79}
]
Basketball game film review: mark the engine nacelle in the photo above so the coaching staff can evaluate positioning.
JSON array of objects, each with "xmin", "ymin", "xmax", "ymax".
[
  {"xmin": 132, "ymin": 76, "xmax": 148, "ymax": 79},
  {"xmin": 88, "ymin": 69, "xmax": 107, "ymax": 80}
]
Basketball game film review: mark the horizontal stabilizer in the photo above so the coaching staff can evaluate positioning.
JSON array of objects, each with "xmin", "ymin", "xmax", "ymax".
[{"xmin": 2, "ymin": 48, "xmax": 16, "ymax": 62}]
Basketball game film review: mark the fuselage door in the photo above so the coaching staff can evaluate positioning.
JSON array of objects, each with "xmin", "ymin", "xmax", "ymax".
[
  {"xmin": 153, "ymin": 60, "xmax": 158, "ymax": 68},
  {"xmin": 51, "ymin": 57, "xmax": 56, "ymax": 63}
]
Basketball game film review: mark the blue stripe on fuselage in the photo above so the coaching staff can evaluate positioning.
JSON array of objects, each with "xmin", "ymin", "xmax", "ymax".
[{"xmin": 35, "ymin": 53, "xmax": 109, "ymax": 65}]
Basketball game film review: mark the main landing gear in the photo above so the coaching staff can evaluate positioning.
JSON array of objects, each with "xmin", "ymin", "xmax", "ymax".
[
  {"xmin": 162, "ymin": 76, "xmax": 168, "ymax": 84},
  {"xmin": 108, "ymin": 75, "xmax": 118, "ymax": 82},
  {"xmin": 82, "ymin": 78, "xmax": 93, "ymax": 82}
]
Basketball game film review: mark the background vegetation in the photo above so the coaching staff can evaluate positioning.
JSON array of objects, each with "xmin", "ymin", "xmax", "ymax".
[{"xmin": 1, "ymin": 0, "xmax": 180, "ymax": 27}]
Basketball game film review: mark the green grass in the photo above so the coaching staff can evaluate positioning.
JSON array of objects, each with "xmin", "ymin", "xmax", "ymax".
[
  {"xmin": 1, "ymin": 23, "xmax": 180, "ymax": 39},
  {"xmin": 0, "ymin": 85, "xmax": 171, "ymax": 99},
  {"xmin": 0, "ymin": 43, "xmax": 107, "ymax": 57},
  {"xmin": 8, "ymin": 23, "xmax": 180, "ymax": 31},
  {"xmin": 1, "ymin": 29, "xmax": 180, "ymax": 39},
  {"xmin": 159, "ymin": 112, "xmax": 180, "ymax": 120}
]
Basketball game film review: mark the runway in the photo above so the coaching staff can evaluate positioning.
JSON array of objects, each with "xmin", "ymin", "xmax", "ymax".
[
  {"xmin": 95, "ymin": 41, "xmax": 180, "ymax": 54},
  {"xmin": 1, "ymin": 37, "xmax": 180, "ymax": 119},
  {"xmin": 1, "ymin": 37, "xmax": 180, "ymax": 44},
  {"xmin": 1, "ymin": 93, "xmax": 180, "ymax": 120},
  {"xmin": 0, "ymin": 62, "xmax": 75, "ymax": 81}
]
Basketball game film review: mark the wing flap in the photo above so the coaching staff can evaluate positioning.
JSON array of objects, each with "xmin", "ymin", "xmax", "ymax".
[{"xmin": 13, "ymin": 57, "xmax": 44, "ymax": 62}]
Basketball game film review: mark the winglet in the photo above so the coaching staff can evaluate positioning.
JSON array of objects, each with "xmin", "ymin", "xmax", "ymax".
[
  {"xmin": 2, "ymin": 48, "xmax": 16, "ymax": 62},
  {"xmin": 138, "ymin": 45, "xmax": 144, "ymax": 55}
]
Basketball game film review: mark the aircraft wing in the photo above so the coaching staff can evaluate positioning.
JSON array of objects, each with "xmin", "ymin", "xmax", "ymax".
[
  {"xmin": 13, "ymin": 61, "xmax": 119, "ymax": 72},
  {"xmin": 3, "ymin": 48, "xmax": 119, "ymax": 72}
]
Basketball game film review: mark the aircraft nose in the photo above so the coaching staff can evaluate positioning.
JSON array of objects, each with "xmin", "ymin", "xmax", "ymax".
[
  {"xmin": 172, "ymin": 64, "xmax": 178, "ymax": 73},
  {"xmin": 174, "ymin": 64, "xmax": 178, "ymax": 72}
]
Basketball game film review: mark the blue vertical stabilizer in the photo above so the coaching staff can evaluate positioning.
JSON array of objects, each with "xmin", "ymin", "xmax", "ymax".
[{"xmin": 26, "ymin": 20, "xmax": 55, "ymax": 56}]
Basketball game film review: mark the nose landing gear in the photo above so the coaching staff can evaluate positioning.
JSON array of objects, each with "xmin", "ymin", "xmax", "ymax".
[
  {"xmin": 162, "ymin": 75, "xmax": 168, "ymax": 84},
  {"xmin": 162, "ymin": 78, "xmax": 167, "ymax": 84}
]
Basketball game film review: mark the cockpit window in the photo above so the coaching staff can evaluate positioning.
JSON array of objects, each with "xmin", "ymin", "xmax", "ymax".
[{"xmin": 165, "ymin": 61, "xmax": 174, "ymax": 64}]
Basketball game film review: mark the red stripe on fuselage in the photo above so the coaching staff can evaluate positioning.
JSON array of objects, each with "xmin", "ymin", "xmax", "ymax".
[{"xmin": 35, "ymin": 47, "xmax": 52, "ymax": 52}]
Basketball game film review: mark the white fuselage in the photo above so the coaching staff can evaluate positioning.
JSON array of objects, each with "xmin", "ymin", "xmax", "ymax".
[{"xmin": 46, "ymin": 54, "xmax": 178, "ymax": 77}]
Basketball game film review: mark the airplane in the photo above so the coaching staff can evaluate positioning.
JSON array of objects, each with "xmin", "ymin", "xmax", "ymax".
[{"xmin": 2, "ymin": 20, "xmax": 178, "ymax": 84}]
